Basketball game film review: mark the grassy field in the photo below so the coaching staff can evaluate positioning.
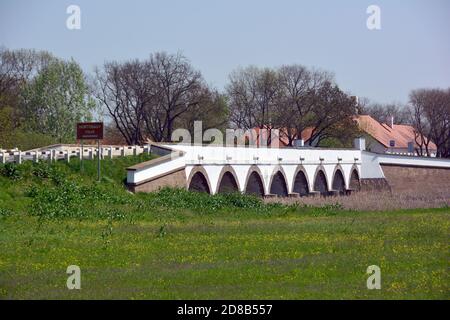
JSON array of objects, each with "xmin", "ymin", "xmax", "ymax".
[{"xmin": 0, "ymin": 156, "xmax": 449, "ymax": 299}]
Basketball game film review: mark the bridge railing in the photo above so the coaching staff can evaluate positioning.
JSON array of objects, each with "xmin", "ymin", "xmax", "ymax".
[{"xmin": 0, "ymin": 145, "xmax": 152, "ymax": 164}]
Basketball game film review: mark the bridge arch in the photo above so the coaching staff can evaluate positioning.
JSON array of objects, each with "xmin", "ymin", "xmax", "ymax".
[
  {"xmin": 244, "ymin": 165, "xmax": 265, "ymax": 197},
  {"xmin": 292, "ymin": 166, "xmax": 310, "ymax": 196},
  {"xmin": 187, "ymin": 166, "xmax": 212, "ymax": 194},
  {"xmin": 332, "ymin": 166, "xmax": 346, "ymax": 195},
  {"xmin": 269, "ymin": 167, "xmax": 289, "ymax": 197},
  {"xmin": 216, "ymin": 165, "xmax": 240, "ymax": 194},
  {"xmin": 349, "ymin": 165, "xmax": 361, "ymax": 191},
  {"xmin": 313, "ymin": 166, "xmax": 329, "ymax": 195}
]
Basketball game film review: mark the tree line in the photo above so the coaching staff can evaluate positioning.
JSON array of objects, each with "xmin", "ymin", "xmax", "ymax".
[{"xmin": 1, "ymin": 47, "xmax": 449, "ymax": 157}]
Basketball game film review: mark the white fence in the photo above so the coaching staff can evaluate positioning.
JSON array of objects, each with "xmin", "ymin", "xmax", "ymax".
[{"xmin": 0, "ymin": 145, "xmax": 152, "ymax": 164}]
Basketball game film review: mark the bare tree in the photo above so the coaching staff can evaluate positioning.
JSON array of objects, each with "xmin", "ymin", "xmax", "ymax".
[
  {"xmin": 275, "ymin": 65, "xmax": 333, "ymax": 145},
  {"xmin": 176, "ymin": 90, "xmax": 229, "ymax": 138},
  {"xmin": 94, "ymin": 52, "xmax": 212, "ymax": 144},
  {"xmin": 93, "ymin": 60, "xmax": 151, "ymax": 145},
  {"xmin": 363, "ymin": 101, "xmax": 411, "ymax": 124},
  {"xmin": 409, "ymin": 88, "xmax": 450, "ymax": 157},
  {"xmin": 226, "ymin": 65, "xmax": 358, "ymax": 147},
  {"xmin": 305, "ymin": 81, "xmax": 358, "ymax": 146},
  {"xmin": 144, "ymin": 52, "xmax": 205, "ymax": 142},
  {"xmin": 227, "ymin": 66, "xmax": 279, "ymax": 143},
  {"xmin": 410, "ymin": 91, "xmax": 433, "ymax": 156}
]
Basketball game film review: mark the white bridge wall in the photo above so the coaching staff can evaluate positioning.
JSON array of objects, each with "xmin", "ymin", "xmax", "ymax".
[
  {"xmin": 127, "ymin": 144, "xmax": 450, "ymax": 195},
  {"xmin": 170, "ymin": 145, "xmax": 362, "ymax": 195},
  {"xmin": 185, "ymin": 163, "xmax": 360, "ymax": 195}
]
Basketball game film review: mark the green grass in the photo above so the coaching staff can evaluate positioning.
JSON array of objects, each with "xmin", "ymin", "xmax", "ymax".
[{"xmin": 0, "ymin": 156, "xmax": 449, "ymax": 299}]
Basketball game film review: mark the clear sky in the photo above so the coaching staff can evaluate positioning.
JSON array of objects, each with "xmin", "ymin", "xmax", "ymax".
[{"xmin": 1, "ymin": 0, "xmax": 449, "ymax": 104}]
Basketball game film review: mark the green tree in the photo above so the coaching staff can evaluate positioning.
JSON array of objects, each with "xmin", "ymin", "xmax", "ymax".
[{"xmin": 22, "ymin": 59, "xmax": 95, "ymax": 142}]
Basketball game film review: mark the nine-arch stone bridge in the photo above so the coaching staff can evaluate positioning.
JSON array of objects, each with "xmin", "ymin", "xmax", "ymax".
[{"xmin": 126, "ymin": 143, "xmax": 450, "ymax": 197}]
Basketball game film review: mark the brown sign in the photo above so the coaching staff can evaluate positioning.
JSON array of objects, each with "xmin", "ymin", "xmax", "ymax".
[{"xmin": 76, "ymin": 122, "xmax": 104, "ymax": 140}]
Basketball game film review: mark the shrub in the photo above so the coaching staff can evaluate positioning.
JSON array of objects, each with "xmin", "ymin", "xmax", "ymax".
[
  {"xmin": 0, "ymin": 208, "xmax": 13, "ymax": 218},
  {"xmin": 28, "ymin": 180, "xmax": 84, "ymax": 218},
  {"xmin": 27, "ymin": 176, "xmax": 133, "ymax": 219},
  {"xmin": 145, "ymin": 188, "xmax": 265, "ymax": 212},
  {"xmin": 0, "ymin": 163, "xmax": 22, "ymax": 181},
  {"xmin": 32, "ymin": 162, "xmax": 52, "ymax": 179}
]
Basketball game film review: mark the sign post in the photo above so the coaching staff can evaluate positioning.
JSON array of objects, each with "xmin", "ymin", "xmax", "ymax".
[
  {"xmin": 76, "ymin": 122, "xmax": 104, "ymax": 181},
  {"xmin": 97, "ymin": 139, "xmax": 101, "ymax": 181},
  {"xmin": 81, "ymin": 139, "xmax": 84, "ymax": 172}
]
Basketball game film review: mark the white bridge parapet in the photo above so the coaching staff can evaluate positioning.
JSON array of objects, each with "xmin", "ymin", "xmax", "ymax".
[
  {"xmin": 128, "ymin": 144, "xmax": 361, "ymax": 195},
  {"xmin": 126, "ymin": 143, "xmax": 450, "ymax": 196},
  {"xmin": 180, "ymin": 145, "xmax": 361, "ymax": 194}
]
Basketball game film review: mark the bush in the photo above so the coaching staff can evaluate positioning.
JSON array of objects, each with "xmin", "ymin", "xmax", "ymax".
[
  {"xmin": 145, "ymin": 188, "xmax": 265, "ymax": 212},
  {"xmin": 32, "ymin": 162, "xmax": 52, "ymax": 179},
  {"xmin": 27, "ymin": 180, "xmax": 83, "ymax": 218},
  {"xmin": 0, "ymin": 208, "xmax": 13, "ymax": 218},
  {"xmin": 27, "ymin": 176, "xmax": 133, "ymax": 219},
  {"xmin": 0, "ymin": 163, "xmax": 22, "ymax": 181}
]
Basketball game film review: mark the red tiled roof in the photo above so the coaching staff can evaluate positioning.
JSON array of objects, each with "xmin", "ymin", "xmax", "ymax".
[
  {"xmin": 355, "ymin": 115, "xmax": 437, "ymax": 150},
  {"xmin": 250, "ymin": 115, "xmax": 436, "ymax": 150}
]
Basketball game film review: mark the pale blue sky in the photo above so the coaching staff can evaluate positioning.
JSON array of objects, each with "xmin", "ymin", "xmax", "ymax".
[{"xmin": 1, "ymin": 0, "xmax": 449, "ymax": 104}]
